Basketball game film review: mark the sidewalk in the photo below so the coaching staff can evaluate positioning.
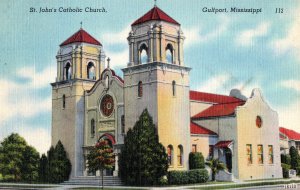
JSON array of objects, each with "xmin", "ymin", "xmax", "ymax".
[{"xmin": 1, "ymin": 177, "xmax": 300, "ymax": 190}]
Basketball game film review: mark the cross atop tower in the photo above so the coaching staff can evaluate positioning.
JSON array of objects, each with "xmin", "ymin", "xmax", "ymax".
[
  {"xmin": 80, "ymin": 21, "xmax": 83, "ymax": 29},
  {"xmin": 154, "ymin": 0, "xmax": 157, "ymax": 6}
]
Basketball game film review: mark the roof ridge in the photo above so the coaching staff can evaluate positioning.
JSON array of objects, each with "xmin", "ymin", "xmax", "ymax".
[
  {"xmin": 190, "ymin": 90, "xmax": 235, "ymax": 98},
  {"xmin": 60, "ymin": 28, "xmax": 101, "ymax": 46},
  {"xmin": 131, "ymin": 6, "xmax": 179, "ymax": 26}
]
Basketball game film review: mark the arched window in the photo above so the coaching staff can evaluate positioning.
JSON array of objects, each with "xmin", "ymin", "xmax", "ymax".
[
  {"xmin": 91, "ymin": 119, "xmax": 95, "ymax": 137},
  {"xmin": 87, "ymin": 62, "xmax": 95, "ymax": 80},
  {"xmin": 167, "ymin": 145, "xmax": 174, "ymax": 166},
  {"xmin": 166, "ymin": 44, "xmax": 173, "ymax": 64},
  {"xmin": 172, "ymin": 81, "xmax": 176, "ymax": 96},
  {"xmin": 65, "ymin": 63, "xmax": 72, "ymax": 80},
  {"xmin": 121, "ymin": 115, "xmax": 125, "ymax": 134},
  {"xmin": 177, "ymin": 145, "xmax": 183, "ymax": 166},
  {"xmin": 139, "ymin": 44, "xmax": 148, "ymax": 64},
  {"xmin": 138, "ymin": 81, "xmax": 143, "ymax": 97},
  {"xmin": 105, "ymin": 75, "xmax": 109, "ymax": 89},
  {"xmin": 62, "ymin": 95, "xmax": 66, "ymax": 109}
]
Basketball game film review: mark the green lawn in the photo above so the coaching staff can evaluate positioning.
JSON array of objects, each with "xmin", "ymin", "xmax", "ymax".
[
  {"xmin": 0, "ymin": 184, "xmax": 57, "ymax": 189},
  {"xmin": 73, "ymin": 188, "xmax": 145, "ymax": 190},
  {"xmin": 196, "ymin": 179, "xmax": 300, "ymax": 190}
]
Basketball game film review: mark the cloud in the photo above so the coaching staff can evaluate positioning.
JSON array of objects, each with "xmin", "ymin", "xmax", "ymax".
[
  {"xmin": 100, "ymin": 25, "xmax": 130, "ymax": 46},
  {"xmin": 0, "ymin": 124, "xmax": 51, "ymax": 155},
  {"xmin": 281, "ymin": 79, "xmax": 300, "ymax": 92},
  {"xmin": 236, "ymin": 22, "xmax": 270, "ymax": 46},
  {"xmin": 277, "ymin": 98, "xmax": 300, "ymax": 132},
  {"xmin": 184, "ymin": 15, "xmax": 230, "ymax": 48},
  {"xmin": 271, "ymin": 6, "xmax": 300, "ymax": 61},
  {"xmin": 196, "ymin": 74, "xmax": 259, "ymax": 97},
  {"xmin": 196, "ymin": 74, "xmax": 232, "ymax": 94},
  {"xmin": 17, "ymin": 65, "xmax": 56, "ymax": 88},
  {"xmin": 0, "ymin": 65, "xmax": 54, "ymax": 124},
  {"xmin": 19, "ymin": 126, "xmax": 51, "ymax": 154},
  {"xmin": 105, "ymin": 49, "xmax": 128, "ymax": 68},
  {"xmin": 0, "ymin": 65, "xmax": 54, "ymax": 154}
]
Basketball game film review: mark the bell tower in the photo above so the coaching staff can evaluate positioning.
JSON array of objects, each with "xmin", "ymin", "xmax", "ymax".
[
  {"xmin": 123, "ymin": 6, "xmax": 191, "ymax": 170},
  {"xmin": 51, "ymin": 28, "xmax": 105, "ymax": 177}
]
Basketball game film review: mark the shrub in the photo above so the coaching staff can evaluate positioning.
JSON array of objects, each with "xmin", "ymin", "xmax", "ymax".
[
  {"xmin": 281, "ymin": 154, "xmax": 291, "ymax": 165},
  {"xmin": 282, "ymin": 163, "xmax": 290, "ymax": 178},
  {"xmin": 188, "ymin": 169, "xmax": 209, "ymax": 184},
  {"xmin": 3, "ymin": 175, "xmax": 15, "ymax": 182},
  {"xmin": 0, "ymin": 173, "xmax": 3, "ymax": 181},
  {"xmin": 158, "ymin": 176, "xmax": 168, "ymax": 186},
  {"xmin": 168, "ymin": 169, "xmax": 209, "ymax": 185},
  {"xmin": 189, "ymin": 152, "xmax": 205, "ymax": 169},
  {"xmin": 290, "ymin": 146, "xmax": 299, "ymax": 170},
  {"xmin": 296, "ymin": 167, "xmax": 300, "ymax": 175}
]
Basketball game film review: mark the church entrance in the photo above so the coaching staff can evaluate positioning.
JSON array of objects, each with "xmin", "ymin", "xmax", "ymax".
[{"xmin": 99, "ymin": 133, "xmax": 116, "ymax": 176}]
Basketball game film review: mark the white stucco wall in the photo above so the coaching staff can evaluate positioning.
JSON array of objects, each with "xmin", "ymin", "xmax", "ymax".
[{"xmin": 235, "ymin": 89, "xmax": 282, "ymax": 180}]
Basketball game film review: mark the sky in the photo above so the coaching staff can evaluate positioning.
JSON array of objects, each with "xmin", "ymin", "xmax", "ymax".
[{"xmin": 0, "ymin": 0, "xmax": 299, "ymax": 154}]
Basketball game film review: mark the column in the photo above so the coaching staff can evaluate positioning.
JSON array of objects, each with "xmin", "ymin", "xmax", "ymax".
[
  {"xmin": 113, "ymin": 154, "xmax": 119, "ymax": 176},
  {"xmin": 148, "ymin": 30, "xmax": 153, "ymax": 62}
]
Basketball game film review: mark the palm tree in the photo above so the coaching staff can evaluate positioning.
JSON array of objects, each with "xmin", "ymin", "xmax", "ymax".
[{"xmin": 206, "ymin": 158, "xmax": 226, "ymax": 181}]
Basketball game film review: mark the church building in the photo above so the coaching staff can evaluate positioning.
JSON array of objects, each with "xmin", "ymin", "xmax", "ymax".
[{"xmin": 51, "ymin": 5, "xmax": 282, "ymax": 181}]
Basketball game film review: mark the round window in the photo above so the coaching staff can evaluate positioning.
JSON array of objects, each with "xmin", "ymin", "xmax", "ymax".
[
  {"xmin": 100, "ymin": 94, "xmax": 114, "ymax": 117},
  {"xmin": 256, "ymin": 116, "xmax": 262, "ymax": 128}
]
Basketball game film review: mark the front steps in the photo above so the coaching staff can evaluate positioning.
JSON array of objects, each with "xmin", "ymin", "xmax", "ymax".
[{"xmin": 62, "ymin": 176, "xmax": 123, "ymax": 186}]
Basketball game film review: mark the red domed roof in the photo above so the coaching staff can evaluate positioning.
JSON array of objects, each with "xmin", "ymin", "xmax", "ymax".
[
  {"xmin": 132, "ymin": 6, "xmax": 179, "ymax": 26},
  {"xmin": 60, "ymin": 28, "xmax": 101, "ymax": 46}
]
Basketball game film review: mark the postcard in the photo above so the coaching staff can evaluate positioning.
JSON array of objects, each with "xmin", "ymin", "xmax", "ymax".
[{"xmin": 0, "ymin": 0, "xmax": 299, "ymax": 189}]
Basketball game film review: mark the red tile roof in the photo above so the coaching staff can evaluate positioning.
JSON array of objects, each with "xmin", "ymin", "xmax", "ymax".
[
  {"xmin": 190, "ymin": 90, "xmax": 242, "ymax": 104},
  {"xmin": 190, "ymin": 122, "xmax": 217, "ymax": 135},
  {"xmin": 280, "ymin": 127, "xmax": 300, "ymax": 141},
  {"xmin": 192, "ymin": 101, "xmax": 245, "ymax": 119},
  {"xmin": 132, "ymin": 6, "xmax": 179, "ymax": 26},
  {"xmin": 215, "ymin": 140, "xmax": 232, "ymax": 148},
  {"xmin": 60, "ymin": 28, "xmax": 101, "ymax": 46}
]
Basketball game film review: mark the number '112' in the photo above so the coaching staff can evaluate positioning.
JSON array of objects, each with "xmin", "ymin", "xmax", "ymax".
[{"xmin": 275, "ymin": 8, "xmax": 283, "ymax": 13}]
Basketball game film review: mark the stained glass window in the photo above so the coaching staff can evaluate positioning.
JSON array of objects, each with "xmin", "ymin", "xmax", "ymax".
[
  {"xmin": 257, "ymin": 145, "xmax": 263, "ymax": 164},
  {"xmin": 268, "ymin": 145, "xmax": 273, "ymax": 164},
  {"xmin": 246, "ymin": 144, "xmax": 252, "ymax": 164}
]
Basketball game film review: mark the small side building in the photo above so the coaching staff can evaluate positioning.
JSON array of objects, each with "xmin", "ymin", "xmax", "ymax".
[
  {"xmin": 280, "ymin": 127, "xmax": 300, "ymax": 154},
  {"xmin": 190, "ymin": 89, "xmax": 282, "ymax": 180}
]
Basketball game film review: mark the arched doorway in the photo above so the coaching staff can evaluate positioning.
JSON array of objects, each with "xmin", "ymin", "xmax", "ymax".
[
  {"xmin": 99, "ymin": 133, "xmax": 116, "ymax": 176},
  {"xmin": 224, "ymin": 148, "xmax": 232, "ymax": 173}
]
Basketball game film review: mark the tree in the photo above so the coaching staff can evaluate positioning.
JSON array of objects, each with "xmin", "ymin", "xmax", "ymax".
[
  {"xmin": 290, "ymin": 146, "xmax": 299, "ymax": 170},
  {"xmin": 205, "ymin": 158, "xmax": 226, "ymax": 181},
  {"xmin": 189, "ymin": 152, "xmax": 205, "ymax": 169},
  {"xmin": 87, "ymin": 140, "xmax": 115, "ymax": 189},
  {"xmin": 39, "ymin": 154, "xmax": 48, "ymax": 182},
  {"xmin": 47, "ymin": 141, "xmax": 71, "ymax": 183},
  {"xmin": 281, "ymin": 154, "xmax": 291, "ymax": 165},
  {"xmin": 0, "ymin": 133, "xmax": 39, "ymax": 182},
  {"xmin": 46, "ymin": 146, "xmax": 55, "ymax": 183},
  {"xmin": 119, "ymin": 109, "xmax": 168, "ymax": 186},
  {"xmin": 21, "ymin": 145, "xmax": 40, "ymax": 182}
]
